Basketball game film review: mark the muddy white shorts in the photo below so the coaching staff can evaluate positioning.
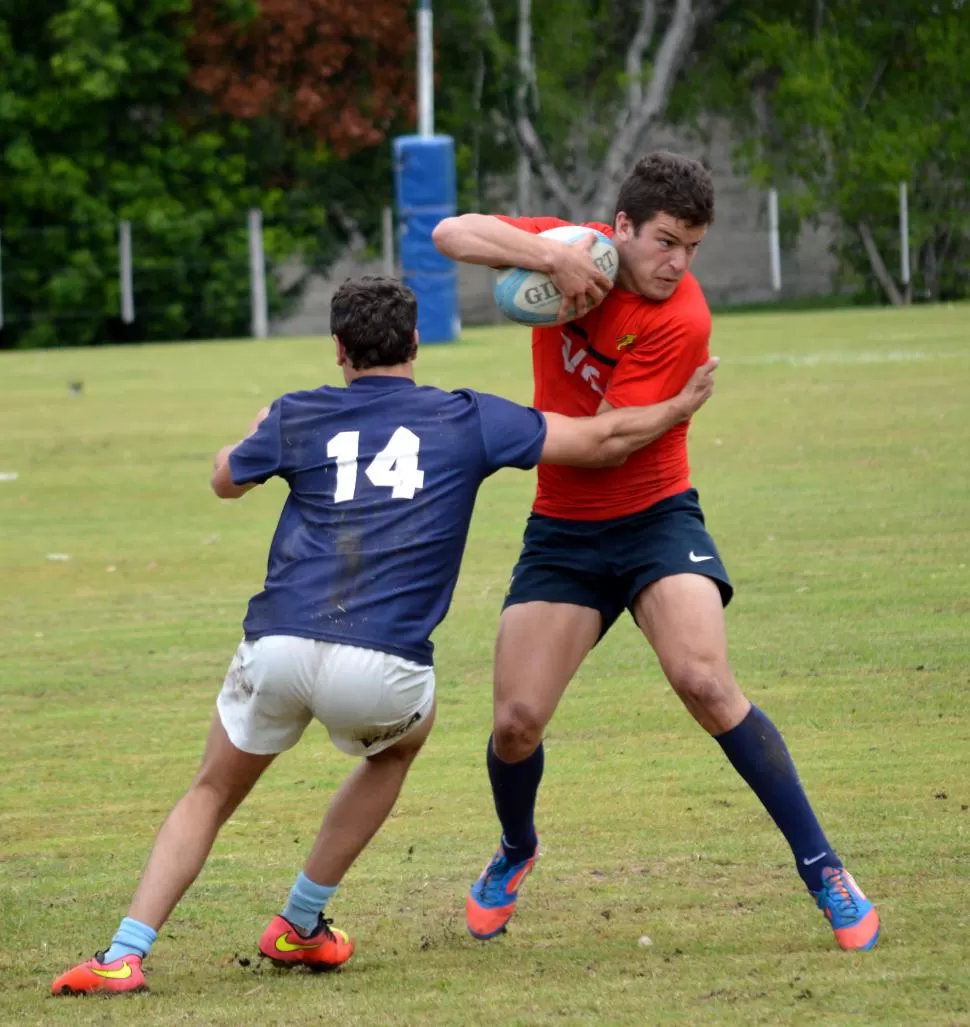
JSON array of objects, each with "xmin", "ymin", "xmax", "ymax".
[{"xmin": 216, "ymin": 636, "xmax": 435, "ymax": 757}]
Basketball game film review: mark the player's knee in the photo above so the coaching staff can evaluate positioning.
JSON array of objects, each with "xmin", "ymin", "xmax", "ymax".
[
  {"xmin": 667, "ymin": 659, "xmax": 737, "ymax": 717},
  {"xmin": 187, "ymin": 774, "xmax": 244, "ymax": 825},
  {"xmin": 493, "ymin": 701, "xmax": 545, "ymax": 761}
]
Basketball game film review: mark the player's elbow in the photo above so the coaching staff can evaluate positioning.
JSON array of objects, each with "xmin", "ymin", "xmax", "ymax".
[
  {"xmin": 432, "ymin": 216, "xmax": 464, "ymax": 258},
  {"xmin": 210, "ymin": 475, "xmax": 236, "ymax": 499},
  {"xmin": 210, "ymin": 464, "xmax": 246, "ymax": 499},
  {"xmin": 585, "ymin": 438, "xmax": 630, "ymax": 468},
  {"xmin": 569, "ymin": 427, "xmax": 630, "ymax": 468},
  {"xmin": 432, "ymin": 214, "xmax": 492, "ymax": 261}
]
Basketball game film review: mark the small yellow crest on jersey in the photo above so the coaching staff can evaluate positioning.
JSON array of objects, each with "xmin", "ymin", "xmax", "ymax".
[{"xmin": 616, "ymin": 333, "xmax": 637, "ymax": 351}]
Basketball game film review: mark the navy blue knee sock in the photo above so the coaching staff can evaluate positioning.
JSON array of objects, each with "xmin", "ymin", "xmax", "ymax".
[
  {"xmin": 715, "ymin": 705, "xmax": 841, "ymax": 893},
  {"xmin": 487, "ymin": 735, "xmax": 542, "ymax": 865}
]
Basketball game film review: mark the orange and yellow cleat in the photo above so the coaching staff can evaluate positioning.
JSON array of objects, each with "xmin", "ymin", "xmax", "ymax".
[
  {"xmin": 51, "ymin": 952, "xmax": 147, "ymax": 996},
  {"xmin": 258, "ymin": 914, "xmax": 354, "ymax": 970}
]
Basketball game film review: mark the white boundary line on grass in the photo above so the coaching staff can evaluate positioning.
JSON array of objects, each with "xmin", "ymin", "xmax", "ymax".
[{"xmin": 730, "ymin": 349, "xmax": 965, "ymax": 367}]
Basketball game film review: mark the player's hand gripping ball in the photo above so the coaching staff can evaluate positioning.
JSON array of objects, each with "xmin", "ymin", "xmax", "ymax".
[{"xmin": 493, "ymin": 225, "xmax": 618, "ymax": 326}]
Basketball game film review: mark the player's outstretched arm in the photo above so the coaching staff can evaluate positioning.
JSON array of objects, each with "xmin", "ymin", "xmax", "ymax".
[
  {"xmin": 539, "ymin": 358, "xmax": 719, "ymax": 468},
  {"xmin": 210, "ymin": 406, "xmax": 270, "ymax": 499}
]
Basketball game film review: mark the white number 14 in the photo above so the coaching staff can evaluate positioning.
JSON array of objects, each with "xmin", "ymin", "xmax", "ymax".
[{"xmin": 326, "ymin": 427, "xmax": 425, "ymax": 503}]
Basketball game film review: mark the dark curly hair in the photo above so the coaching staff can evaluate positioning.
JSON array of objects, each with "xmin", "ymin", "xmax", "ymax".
[
  {"xmin": 330, "ymin": 276, "xmax": 418, "ymax": 370},
  {"xmin": 614, "ymin": 150, "xmax": 715, "ymax": 231}
]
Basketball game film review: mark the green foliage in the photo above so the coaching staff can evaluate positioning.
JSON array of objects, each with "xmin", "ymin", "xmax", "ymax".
[
  {"xmin": 436, "ymin": 0, "xmax": 681, "ymax": 210},
  {"xmin": 698, "ymin": 0, "xmax": 970, "ymax": 302},
  {"xmin": 0, "ymin": 0, "xmax": 399, "ymax": 349},
  {"xmin": 436, "ymin": 0, "xmax": 966, "ymax": 297},
  {"xmin": 4, "ymin": 0, "xmax": 965, "ymax": 345},
  {"xmin": 433, "ymin": 1, "xmax": 516, "ymax": 211}
]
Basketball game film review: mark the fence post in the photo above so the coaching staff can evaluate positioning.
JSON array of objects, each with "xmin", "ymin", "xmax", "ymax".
[
  {"xmin": 768, "ymin": 188, "xmax": 782, "ymax": 293},
  {"xmin": 248, "ymin": 209, "xmax": 268, "ymax": 339},
  {"xmin": 381, "ymin": 205, "xmax": 395, "ymax": 277},
  {"xmin": 119, "ymin": 220, "xmax": 135, "ymax": 324},
  {"xmin": 899, "ymin": 181, "xmax": 911, "ymax": 288}
]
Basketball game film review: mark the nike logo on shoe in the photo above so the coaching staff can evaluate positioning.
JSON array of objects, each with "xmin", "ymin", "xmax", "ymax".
[
  {"xmin": 275, "ymin": 933, "xmax": 321, "ymax": 953},
  {"xmin": 90, "ymin": 961, "xmax": 133, "ymax": 980},
  {"xmin": 689, "ymin": 551, "xmax": 714, "ymax": 563},
  {"xmin": 803, "ymin": 852, "xmax": 828, "ymax": 866}
]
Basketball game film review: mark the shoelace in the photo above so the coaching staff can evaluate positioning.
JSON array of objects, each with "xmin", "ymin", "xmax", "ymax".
[
  {"xmin": 823, "ymin": 870, "xmax": 860, "ymax": 919},
  {"xmin": 479, "ymin": 852, "xmax": 512, "ymax": 898}
]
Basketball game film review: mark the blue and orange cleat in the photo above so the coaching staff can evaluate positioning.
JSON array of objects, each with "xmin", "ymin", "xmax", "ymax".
[
  {"xmin": 466, "ymin": 844, "xmax": 537, "ymax": 939},
  {"xmin": 51, "ymin": 952, "xmax": 147, "ymax": 996},
  {"xmin": 813, "ymin": 867, "xmax": 880, "ymax": 951},
  {"xmin": 258, "ymin": 914, "xmax": 354, "ymax": 971}
]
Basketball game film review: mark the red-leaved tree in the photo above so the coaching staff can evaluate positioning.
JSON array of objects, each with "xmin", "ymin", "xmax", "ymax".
[{"xmin": 187, "ymin": 0, "xmax": 415, "ymax": 156}]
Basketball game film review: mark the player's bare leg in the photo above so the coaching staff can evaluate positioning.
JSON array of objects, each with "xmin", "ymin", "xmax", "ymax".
[
  {"xmin": 129, "ymin": 713, "xmax": 275, "ymax": 927},
  {"xmin": 259, "ymin": 704, "xmax": 436, "ymax": 969},
  {"xmin": 632, "ymin": 573, "xmax": 748, "ymax": 734},
  {"xmin": 492, "ymin": 602, "xmax": 601, "ymax": 761},
  {"xmin": 633, "ymin": 573, "xmax": 879, "ymax": 950},
  {"xmin": 52, "ymin": 714, "xmax": 275, "ymax": 995},
  {"xmin": 467, "ymin": 601, "xmax": 600, "ymax": 939},
  {"xmin": 304, "ymin": 702, "xmax": 436, "ymax": 885}
]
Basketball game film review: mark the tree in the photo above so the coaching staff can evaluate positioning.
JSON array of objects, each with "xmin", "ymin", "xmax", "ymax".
[
  {"xmin": 0, "ymin": 0, "xmax": 413, "ymax": 349},
  {"xmin": 697, "ymin": 0, "xmax": 970, "ymax": 303},
  {"xmin": 186, "ymin": 0, "xmax": 413, "ymax": 158},
  {"xmin": 437, "ymin": 0, "xmax": 729, "ymax": 222}
]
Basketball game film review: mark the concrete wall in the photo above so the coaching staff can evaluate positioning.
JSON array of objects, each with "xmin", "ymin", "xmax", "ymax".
[{"xmin": 272, "ymin": 119, "xmax": 838, "ymax": 338}]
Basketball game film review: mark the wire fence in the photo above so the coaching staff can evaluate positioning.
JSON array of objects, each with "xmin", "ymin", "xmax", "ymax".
[
  {"xmin": 0, "ymin": 182, "xmax": 966, "ymax": 348},
  {"xmin": 0, "ymin": 207, "xmax": 370, "ymax": 348}
]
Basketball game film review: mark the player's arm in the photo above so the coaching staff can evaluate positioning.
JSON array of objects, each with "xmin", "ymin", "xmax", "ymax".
[
  {"xmin": 210, "ymin": 406, "xmax": 272, "ymax": 499},
  {"xmin": 432, "ymin": 214, "xmax": 561, "ymax": 269},
  {"xmin": 540, "ymin": 358, "xmax": 718, "ymax": 468},
  {"xmin": 432, "ymin": 214, "xmax": 612, "ymax": 320}
]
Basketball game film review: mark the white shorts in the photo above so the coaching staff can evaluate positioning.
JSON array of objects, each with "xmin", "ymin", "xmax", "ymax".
[{"xmin": 216, "ymin": 636, "xmax": 435, "ymax": 758}]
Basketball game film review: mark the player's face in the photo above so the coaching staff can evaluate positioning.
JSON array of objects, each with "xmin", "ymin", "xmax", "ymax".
[{"xmin": 613, "ymin": 212, "xmax": 707, "ymax": 301}]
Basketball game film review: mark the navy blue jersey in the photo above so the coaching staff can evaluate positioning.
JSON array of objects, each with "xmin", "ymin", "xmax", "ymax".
[{"xmin": 229, "ymin": 376, "xmax": 547, "ymax": 665}]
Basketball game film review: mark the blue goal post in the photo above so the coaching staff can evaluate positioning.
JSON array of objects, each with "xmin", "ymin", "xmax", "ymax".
[{"xmin": 392, "ymin": 134, "xmax": 460, "ymax": 344}]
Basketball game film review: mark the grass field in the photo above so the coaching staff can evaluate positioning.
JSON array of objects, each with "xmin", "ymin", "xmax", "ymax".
[{"xmin": 1, "ymin": 304, "xmax": 969, "ymax": 1026}]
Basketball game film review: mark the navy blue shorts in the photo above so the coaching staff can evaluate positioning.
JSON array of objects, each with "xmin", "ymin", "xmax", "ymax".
[{"xmin": 503, "ymin": 488, "xmax": 733, "ymax": 637}]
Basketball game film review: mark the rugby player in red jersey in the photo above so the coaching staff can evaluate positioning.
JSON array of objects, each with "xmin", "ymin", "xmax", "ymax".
[{"xmin": 433, "ymin": 151, "xmax": 879, "ymax": 952}]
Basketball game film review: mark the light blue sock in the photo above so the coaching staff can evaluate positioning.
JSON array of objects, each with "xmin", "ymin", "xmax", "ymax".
[
  {"xmin": 282, "ymin": 872, "xmax": 337, "ymax": 936},
  {"xmin": 102, "ymin": 917, "xmax": 158, "ymax": 963}
]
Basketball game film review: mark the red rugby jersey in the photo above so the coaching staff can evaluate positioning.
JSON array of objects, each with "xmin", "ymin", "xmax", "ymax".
[{"xmin": 496, "ymin": 216, "xmax": 712, "ymax": 520}]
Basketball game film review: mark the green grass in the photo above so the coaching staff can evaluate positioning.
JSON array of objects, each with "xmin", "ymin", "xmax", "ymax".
[{"xmin": 1, "ymin": 304, "xmax": 969, "ymax": 1026}]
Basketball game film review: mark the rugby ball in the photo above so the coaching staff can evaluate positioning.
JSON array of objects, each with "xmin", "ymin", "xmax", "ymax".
[{"xmin": 493, "ymin": 225, "xmax": 618, "ymax": 326}]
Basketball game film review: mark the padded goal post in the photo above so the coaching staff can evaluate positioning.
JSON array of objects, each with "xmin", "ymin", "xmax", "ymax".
[{"xmin": 392, "ymin": 134, "xmax": 460, "ymax": 344}]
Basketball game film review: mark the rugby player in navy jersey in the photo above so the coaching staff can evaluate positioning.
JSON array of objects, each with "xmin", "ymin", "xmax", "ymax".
[{"xmin": 52, "ymin": 277, "xmax": 717, "ymax": 995}]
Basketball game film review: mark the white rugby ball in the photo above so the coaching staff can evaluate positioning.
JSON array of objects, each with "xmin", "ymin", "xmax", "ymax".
[{"xmin": 493, "ymin": 225, "xmax": 618, "ymax": 326}]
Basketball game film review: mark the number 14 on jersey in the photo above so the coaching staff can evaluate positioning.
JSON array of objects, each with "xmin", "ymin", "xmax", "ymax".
[{"xmin": 327, "ymin": 427, "xmax": 425, "ymax": 502}]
